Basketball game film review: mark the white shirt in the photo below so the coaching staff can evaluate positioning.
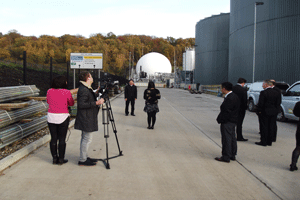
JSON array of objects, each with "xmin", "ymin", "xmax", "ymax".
[
  {"xmin": 47, "ymin": 113, "xmax": 69, "ymax": 124},
  {"xmin": 225, "ymin": 91, "xmax": 232, "ymax": 98}
]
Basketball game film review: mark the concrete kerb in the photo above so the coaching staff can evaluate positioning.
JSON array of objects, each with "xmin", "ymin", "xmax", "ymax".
[{"xmin": 0, "ymin": 92, "xmax": 123, "ymax": 172}]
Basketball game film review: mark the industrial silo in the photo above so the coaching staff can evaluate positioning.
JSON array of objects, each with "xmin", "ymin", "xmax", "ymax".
[
  {"xmin": 194, "ymin": 13, "xmax": 230, "ymax": 85},
  {"xmin": 229, "ymin": 0, "xmax": 300, "ymax": 84}
]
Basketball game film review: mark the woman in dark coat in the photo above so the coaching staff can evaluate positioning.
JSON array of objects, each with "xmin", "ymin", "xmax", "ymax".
[
  {"xmin": 290, "ymin": 101, "xmax": 300, "ymax": 171},
  {"xmin": 143, "ymin": 81, "xmax": 161, "ymax": 129}
]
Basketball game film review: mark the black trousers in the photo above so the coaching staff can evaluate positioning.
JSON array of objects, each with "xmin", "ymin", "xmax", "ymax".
[
  {"xmin": 291, "ymin": 121, "xmax": 300, "ymax": 166},
  {"xmin": 125, "ymin": 98, "xmax": 135, "ymax": 115},
  {"xmin": 260, "ymin": 114, "xmax": 276, "ymax": 145},
  {"xmin": 48, "ymin": 117, "xmax": 70, "ymax": 160},
  {"xmin": 147, "ymin": 111, "xmax": 156, "ymax": 127},
  {"xmin": 221, "ymin": 122, "xmax": 237, "ymax": 161},
  {"xmin": 236, "ymin": 109, "xmax": 246, "ymax": 140}
]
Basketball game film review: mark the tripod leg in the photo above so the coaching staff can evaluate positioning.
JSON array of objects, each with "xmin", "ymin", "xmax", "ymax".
[{"xmin": 106, "ymin": 98, "xmax": 123, "ymax": 156}]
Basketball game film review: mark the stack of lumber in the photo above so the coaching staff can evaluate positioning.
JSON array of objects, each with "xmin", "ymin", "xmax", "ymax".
[{"xmin": 0, "ymin": 85, "xmax": 48, "ymax": 149}]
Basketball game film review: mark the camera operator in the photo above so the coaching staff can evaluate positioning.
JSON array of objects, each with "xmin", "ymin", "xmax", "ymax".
[{"xmin": 75, "ymin": 71, "xmax": 104, "ymax": 166}]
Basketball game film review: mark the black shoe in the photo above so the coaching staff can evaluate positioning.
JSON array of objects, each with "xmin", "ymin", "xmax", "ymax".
[
  {"xmin": 230, "ymin": 157, "xmax": 236, "ymax": 161},
  {"xmin": 58, "ymin": 159, "xmax": 68, "ymax": 165},
  {"xmin": 53, "ymin": 157, "xmax": 58, "ymax": 165},
  {"xmin": 267, "ymin": 143, "xmax": 272, "ymax": 146},
  {"xmin": 215, "ymin": 157, "xmax": 230, "ymax": 163},
  {"xmin": 290, "ymin": 165, "xmax": 298, "ymax": 171},
  {"xmin": 87, "ymin": 157, "xmax": 98, "ymax": 163},
  {"xmin": 131, "ymin": 114, "xmax": 135, "ymax": 116},
  {"xmin": 147, "ymin": 126, "xmax": 151, "ymax": 129},
  {"xmin": 237, "ymin": 138, "xmax": 248, "ymax": 141},
  {"xmin": 78, "ymin": 159, "xmax": 96, "ymax": 166},
  {"xmin": 150, "ymin": 126, "xmax": 154, "ymax": 129},
  {"xmin": 255, "ymin": 142, "xmax": 267, "ymax": 146}
]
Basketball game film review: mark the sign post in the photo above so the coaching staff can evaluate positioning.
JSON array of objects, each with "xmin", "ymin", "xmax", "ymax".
[{"xmin": 70, "ymin": 53, "xmax": 103, "ymax": 88}]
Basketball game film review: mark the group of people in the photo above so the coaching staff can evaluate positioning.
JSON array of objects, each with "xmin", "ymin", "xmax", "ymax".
[
  {"xmin": 215, "ymin": 78, "xmax": 300, "ymax": 172},
  {"xmin": 46, "ymin": 72, "xmax": 161, "ymax": 166}
]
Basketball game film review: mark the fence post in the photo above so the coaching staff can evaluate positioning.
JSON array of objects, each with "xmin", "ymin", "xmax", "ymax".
[
  {"xmin": 23, "ymin": 51, "xmax": 27, "ymax": 85},
  {"xmin": 50, "ymin": 57, "xmax": 53, "ymax": 87},
  {"xmin": 67, "ymin": 61, "xmax": 69, "ymax": 89}
]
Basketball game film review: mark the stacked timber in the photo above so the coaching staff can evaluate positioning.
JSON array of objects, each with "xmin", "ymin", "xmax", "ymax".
[{"xmin": 0, "ymin": 85, "xmax": 48, "ymax": 149}]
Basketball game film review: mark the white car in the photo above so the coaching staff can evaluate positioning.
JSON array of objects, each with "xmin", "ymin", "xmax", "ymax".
[{"xmin": 278, "ymin": 81, "xmax": 300, "ymax": 121}]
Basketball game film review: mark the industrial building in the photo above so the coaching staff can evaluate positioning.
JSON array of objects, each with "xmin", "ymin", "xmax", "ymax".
[{"xmin": 195, "ymin": 0, "xmax": 300, "ymax": 86}]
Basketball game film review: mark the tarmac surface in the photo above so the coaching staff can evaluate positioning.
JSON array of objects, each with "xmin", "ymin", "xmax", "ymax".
[{"xmin": 0, "ymin": 87, "xmax": 299, "ymax": 200}]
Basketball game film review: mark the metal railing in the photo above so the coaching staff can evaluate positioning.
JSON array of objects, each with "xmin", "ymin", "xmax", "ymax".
[{"xmin": 201, "ymin": 85, "xmax": 223, "ymax": 97}]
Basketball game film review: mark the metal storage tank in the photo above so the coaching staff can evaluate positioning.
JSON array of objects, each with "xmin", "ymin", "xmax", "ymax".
[
  {"xmin": 194, "ymin": 13, "xmax": 230, "ymax": 85},
  {"xmin": 229, "ymin": 0, "xmax": 300, "ymax": 84}
]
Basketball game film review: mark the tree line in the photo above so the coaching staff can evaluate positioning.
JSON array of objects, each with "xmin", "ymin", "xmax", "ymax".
[{"xmin": 0, "ymin": 30, "xmax": 195, "ymax": 77}]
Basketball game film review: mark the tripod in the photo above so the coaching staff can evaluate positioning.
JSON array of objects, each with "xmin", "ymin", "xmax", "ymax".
[{"xmin": 101, "ymin": 95, "xmax": 123, "ymax": 169}]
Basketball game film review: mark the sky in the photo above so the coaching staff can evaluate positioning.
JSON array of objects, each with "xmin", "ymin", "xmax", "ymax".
[{"xmin": 0, "ymin": 0, "xmax": 230, "ymax": 39}]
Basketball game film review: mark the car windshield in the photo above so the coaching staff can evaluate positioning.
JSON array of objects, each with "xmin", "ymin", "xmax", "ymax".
[{"xmin": 288, "ymin": 84, "xmax": 300, "ymax": 96}]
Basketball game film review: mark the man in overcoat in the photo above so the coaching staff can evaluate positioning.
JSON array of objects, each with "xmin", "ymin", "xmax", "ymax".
[
  {"xmin": 75, "ymin": 71, "xmax": 104, "ymax": 166},
  {"xmin": 125, "ymin": 79, "xmax": 137, "ymax": 116}
]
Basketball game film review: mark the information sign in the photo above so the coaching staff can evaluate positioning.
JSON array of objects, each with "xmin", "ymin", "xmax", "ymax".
[{"xmin": 70, "ymin": 53, "xmax": 103, "ymax": 69}]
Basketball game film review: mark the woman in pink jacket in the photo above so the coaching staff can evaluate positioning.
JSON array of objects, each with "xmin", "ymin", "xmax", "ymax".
[{"xmin": 47, "ymin": 76, "xmax": 77, "ymax": 165}]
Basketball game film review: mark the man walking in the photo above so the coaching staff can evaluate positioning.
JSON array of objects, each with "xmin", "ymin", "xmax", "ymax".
[
  {"xmin": 125, "ymin": 79, "xmax": 137, "ymax": 116},
  {"xmin": 255, "ymin": 80, "xmax": 281, "ymax": 146},
  {"xmin": 232, "ymin": 78, "xmax": 248, "ymax": 141},
  {"xmin": 75, "ymin": 71, "xmax": 104, "ymax": 166},
  {"xmin": 216, "ymin": 82, "xmax": 240, "ymax": 163}
]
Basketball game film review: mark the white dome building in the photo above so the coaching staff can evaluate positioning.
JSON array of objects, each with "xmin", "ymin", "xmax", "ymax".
[{"xmin": 136, "ymin": 52, "xmax": 172, "ymax": 78}]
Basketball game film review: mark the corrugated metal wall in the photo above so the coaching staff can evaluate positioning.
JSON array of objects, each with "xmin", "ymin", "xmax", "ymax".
[
  {"xmin": 229, "ymin": 0, "xmax": 300, "ymax": 85},
  {"xmin": 195, "ymin": 13, "xmax": 230, "ymax": 85}
]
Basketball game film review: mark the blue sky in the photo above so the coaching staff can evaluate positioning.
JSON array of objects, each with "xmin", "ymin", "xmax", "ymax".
[{"xmin": 1, "ymin": 0, "xmax": 230, "ymax": 38}]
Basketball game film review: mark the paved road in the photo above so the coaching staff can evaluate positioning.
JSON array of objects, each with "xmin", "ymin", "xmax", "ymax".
[{"xmin": 0, "ymin": 87, "xmax": 299, "ymax": 200}]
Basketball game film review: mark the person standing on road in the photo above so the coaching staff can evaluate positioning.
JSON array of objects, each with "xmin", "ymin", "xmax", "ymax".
[
  {"xmin": 143, "ymin": 81, "xmax": 161, "ymax": 129},
  {"xmin": 290, "ymin": 101, "xmax": 300, "ymax": 171},
  {"xmin": 125, "ymin": 79, "xmax": 137, "ymax": 116},
  {"xmin": 232, "ymin": 78, "xmax": 248, "ymax": 142},
  {"xmin": 270, "ymin": 79, "xmax": 282, "ymax": 142},
  {"xmin": 47, "ymin": 76, "xmax": 77, "ymax": 165},
  {"xmin": 255, "ymin": 80, "xmax": 281, "ymax": 147},
  {"xmin": 75, "ymin": 71, "xmax": 104, "ymax": 166},
  {"xmin": 216, "ymin": 82, "xmax": 240, "ymax": 163}
]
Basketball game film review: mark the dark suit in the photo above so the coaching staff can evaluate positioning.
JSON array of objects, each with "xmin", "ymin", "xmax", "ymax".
[
  {"xmin": 232, "ymin": 84, "xmax": 248, "ymax": 140},
  {"xmin": 217, "ymin": 92, "xmax": 240, "ymax": 161},
  {"xmin": 256, "ymin": 87, "xmax": 281, "ymax": 146},
  {"xmin": 125, "ymin": 84, "xmax": 137, "ymax": 115},
  {"xmin": 272, "ymin": 86, "xmax": 282, "ymax": 142}
]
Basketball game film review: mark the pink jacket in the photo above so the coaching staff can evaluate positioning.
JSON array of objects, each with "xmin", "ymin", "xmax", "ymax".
[{"xmin": 47, "ymin": 89, "xmax": 74, "ymax": 113}]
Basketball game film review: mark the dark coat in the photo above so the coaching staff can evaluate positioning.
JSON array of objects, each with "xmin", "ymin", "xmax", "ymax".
[
  {"xmin": 143, "ymin": 89, "xmax": 161, "ymax": 104},
  {"xmin": 232, "ymin": 84, "xmax": 248, "ymax": 110},
  {"xmin": 75, "ymin": 82, "xmax": 100, "ymax": 132},
  {"xmin": 217, "ymin": 92, "xmax": 240, "ymax": 124},
  {"xmin": 293, "ymin": 101, "xmax": 300, "ymax": 117},
  {"xmin": 256, "ymin": 87, "xmax": 281, "ymax": 116},
  {"xmin": 125, "ymin": 84, "xmax": 137, "ymax": 99}
]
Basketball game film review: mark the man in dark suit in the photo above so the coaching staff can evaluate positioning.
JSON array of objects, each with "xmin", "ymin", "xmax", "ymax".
[
  {"xmin": 216, "ymin": 82, "xmax": 240, "ymax": 163},
  {"xmin": 270, "ymin": 79, "xmax": 282, "ymax": 142},
  {"xmin": 125, "ymin": 79, "xmax": 137, "ymax": 116},
  {"xmin": 255, "ymin": 80, "xmax": 281, "ymax": 146},
  {"xmin": 232, "ymin": 78, "xmax": 248, "ymax": 141}
]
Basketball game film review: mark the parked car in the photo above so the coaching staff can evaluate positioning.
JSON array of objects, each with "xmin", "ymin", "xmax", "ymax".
[
  {"xmin": 278, "ymin": 81, "xmax": 300, "ymax": 121},
  {"xmin": 247, "ymin": 81, "xmax": 289, "ymax": 112}
]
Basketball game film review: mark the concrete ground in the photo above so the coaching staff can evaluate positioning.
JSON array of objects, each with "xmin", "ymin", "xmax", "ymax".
[{"xmin": 0, "ymin": 87, "xmax": 299, "ymax": 200}]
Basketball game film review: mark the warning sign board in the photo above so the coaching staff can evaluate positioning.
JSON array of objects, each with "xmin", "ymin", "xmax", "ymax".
[{"xmin": 70, "ymin": 53, "xmax": 103, "ymax": 69}]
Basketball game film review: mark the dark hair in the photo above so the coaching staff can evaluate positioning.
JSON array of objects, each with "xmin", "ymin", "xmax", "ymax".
[
  {"xmin": 148, "ymin": 81, "xmax": 155, "ymax": 89},
  {"xmin": 51, "ymin": 76, "xmax": 67, "ymax": 89},
  {"xmin": 237, "ymin": 78, "xmax": 246, "ymax": 84},
  {"xmin": 221, "ymin": 82, "xmax": 233, "ymax": 91},
  {"xmin": 79, "ymin": 71, "xmax": 90, "ymax": 82},
  {"xmin": 264, "ymin": 79, "xmax": 272, "ymax": 86},
  {"xmin": 129, "ymin": 79, "xmax": 134, "ymax": 82}
]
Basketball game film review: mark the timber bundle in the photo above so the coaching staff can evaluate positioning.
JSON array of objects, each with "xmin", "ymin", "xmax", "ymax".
[{"xmin": 0, "ymin": 85, "xmax": 48, "ymax": 149}]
